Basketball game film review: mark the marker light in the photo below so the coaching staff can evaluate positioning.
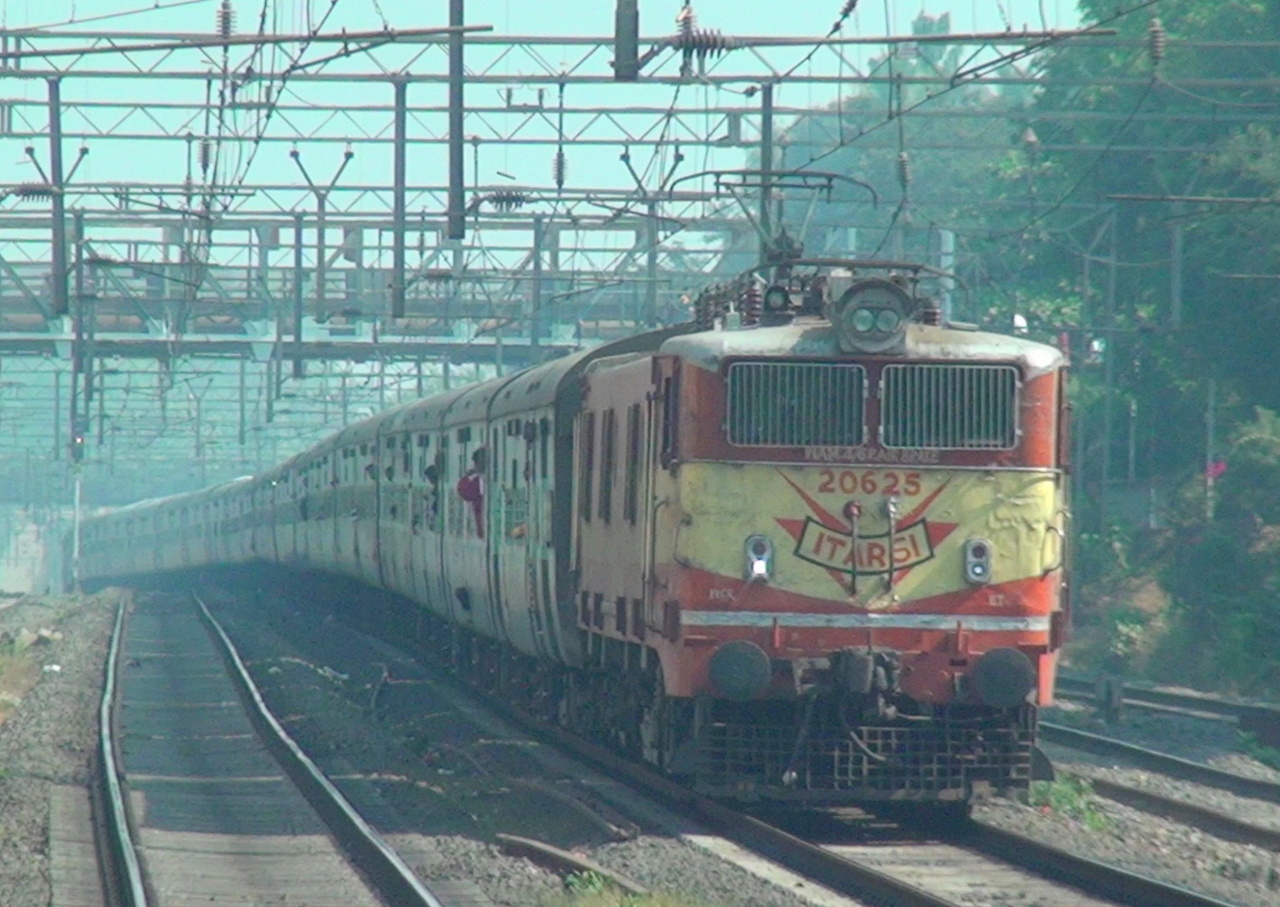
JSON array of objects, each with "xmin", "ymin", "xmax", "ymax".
[
  {"xmin": 745, "ymin": 534, "xmax": 774, "ymax": 582},
  {"xmin": 964, "ymin": 538, "xmax": 993, "ymax": 585},
  {"xmin": 851, "ymin": 307, "xmax": 876, "ymax": 332}
]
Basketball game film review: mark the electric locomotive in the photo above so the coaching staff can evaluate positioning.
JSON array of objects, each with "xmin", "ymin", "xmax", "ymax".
[
  {"xmin": 575, "ymin": 259, "xmax": 1068, "ymax": 806},
  {"xmin": 76, "ymin": 257, "xmax": 1067, "ymax": 809}
]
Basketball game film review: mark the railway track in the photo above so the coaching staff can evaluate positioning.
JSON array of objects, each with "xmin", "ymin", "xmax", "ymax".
[
  {"xmin": 94, "ymin": 592, "xmax": 448, "ymax": 907},
  {"xmin": 1062, "ymin": 769, "xmax": 1280, "ymax": 850},
  {"xmin": 1055, "ymin": 674, "xmax": 1280, "ymax": 743},
  {"xmin": 489, "ymin": 694, "xmax": 1244, "ymax": 906},
  {"xmin": 281, "ymin": 589, "xmax": 1239, "ymax": 907},
  {"xmin": 1040, "ymin": 721, "xmax": 1280, "ymax": 804}
]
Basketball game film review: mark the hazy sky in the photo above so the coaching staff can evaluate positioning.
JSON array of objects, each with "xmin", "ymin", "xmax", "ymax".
[
  {"xmin": 0, "ymin": 2, "xmax": 1090, "ymax": 245},
  {"xmin": 7, "ymin": 1, "xmax": 1082, "ymax": 38}
]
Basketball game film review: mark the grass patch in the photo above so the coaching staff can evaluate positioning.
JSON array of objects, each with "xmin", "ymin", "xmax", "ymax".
[
  {"xmin": 541, "ymin": 871, "xmax": 708, "ymax": 907},
  {"xmin": 1239, "ymin": 732, "xmax": 1280, "ymax": 772},
  {"xmin": 0, "ymin": 643, "xmax": 40, "ymax": 725},
  {"xmin": 1028, "ymin": 776, "xmax": 1111, "ymax": 831}
]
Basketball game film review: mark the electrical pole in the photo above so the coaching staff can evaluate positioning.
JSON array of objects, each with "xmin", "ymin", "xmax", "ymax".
[
  {"xmin": 759, "ymin": 82, "xmax": 774, "ymax": 265},
  {"xmin": 645, "ymin": 200, "xmax": 659, "ymax": 327},
  {"xmin": 1206, "ymin": 378, "xmax": 1216, "ymax": 522},
  {"xmin": 1100, "ymin": 208, "xmax": 1117, "ymax": 526},
  {"xmin": 292, "ymin": 212, "xmax": 305, "ymax": 379},
  {"xmin": 48, "ymin": 78, "xmax": 68, "ymax": 318},
  {"xmin": 531, "ymin": 214, "xmax": 544, "ymax": 347},
  {"xmin": 392, "ymin": 79, "xmax": 408, "ymax": 317},
  {"xmin": 447, "ymin": 0, "xmax": 466, "ymax": 240}
]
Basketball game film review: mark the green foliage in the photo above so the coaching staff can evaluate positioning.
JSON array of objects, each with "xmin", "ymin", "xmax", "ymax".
[
  {"xmin": 565, "ymin": 872, "xmax": 612, "ymax": 895},
  {"xmin": 1075, "ymin": 524, "xmax": 1134, "ymax": 588},
  {"xmin": 1029, "ymin": 776, "xmax": 1111, "ymax": 831},
  {"xmin": 1238, "ymin": 733, "xmax": 1280, "ymax": 773},
  {"xmin": 1137, "ymin": 407, "xmax": 1280, "ymax": 694},
  {"xmin": 545, "ymin": 872, "xmax": 708, "ymax": 907}
]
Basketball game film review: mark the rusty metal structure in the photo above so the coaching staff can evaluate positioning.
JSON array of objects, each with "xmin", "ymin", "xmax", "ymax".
[{"xmin": 0, "ymin": 3, "xmax": 1134, "ymax": 508}]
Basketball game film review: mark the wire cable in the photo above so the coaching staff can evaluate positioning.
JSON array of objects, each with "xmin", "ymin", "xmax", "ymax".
[{"xmin": 791, "ymin": 1, "xmax": 1160, "ymax": 173}]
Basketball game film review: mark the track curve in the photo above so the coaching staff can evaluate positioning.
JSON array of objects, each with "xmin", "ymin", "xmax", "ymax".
[{"xmin": 96, "ymin": 591, "xmax": 448, "ymax": 907}]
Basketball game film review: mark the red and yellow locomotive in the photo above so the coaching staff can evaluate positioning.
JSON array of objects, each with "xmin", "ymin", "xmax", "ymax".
[{"xmin": 575, "ymin": 260, "xmax": 1068, "ymax": 804}]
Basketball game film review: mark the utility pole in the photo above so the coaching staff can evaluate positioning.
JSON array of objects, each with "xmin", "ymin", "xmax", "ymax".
[
  {"xmin": 392, "ymin": 79, "xmax": 408, "ymax": 317},
  {"xmin": 290, "ymin": 143, "xmax": 354, "ymax": 317},
  {"xmin": 759, "ymin": 82, "xmax": 774, "ymax": 265},
  {"xmin": 645, "ymin": 200, "xmax": 659, "ymax": 327},
  {"xmin": 446, "ymin": 0, "xmax": 466, "ymax": 240},
  {"xmin": 1100, "ymin": 208, "xmax": 1117, "ymax": 526},
  {"xmin": 613, "ymin": 0, "xmax": 640, "ymax": 81},
  {"xmin": 48, "ymin": 78, "xmax": 68, "ymax": 317},
  {"xmin": 292, "ymin": 212, "xmax": 305, "ymax": 379},
  {"xmin": 531, "ymin": 214, "xmax": 544, "ymax": 347},
  {"xmin": 1170, "ymin": 215, "xmax": 1183, "ymax": 328},
  {"xmin": 1205, "ymin": 378, "xmax": 1216, "ymax": 522}
]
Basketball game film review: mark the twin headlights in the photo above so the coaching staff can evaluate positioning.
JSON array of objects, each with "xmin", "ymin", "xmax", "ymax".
[{"xmin": 833, "ymin": 277, "xmax": 914, "ymax": 354}]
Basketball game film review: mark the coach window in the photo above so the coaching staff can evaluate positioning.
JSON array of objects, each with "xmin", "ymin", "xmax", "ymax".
[
  {"xmin": 578, "ymin": 411, "xmax": 595, "ymax": 522},
  {"xmin": 599, "ymin": 408, "xmax": 616, "ymax": 524},
  {"xmin": 539, "ymin": 418, "xmax": 550, "ymax": 480},
  {"xmin": 660, "ymin": 375, "xmax": 678, "ymax": 467},
  {"xmin": 624, "ymin": 404, "xmax": 641, "ymax": 524},
  {"xmin": 417, "ymin": 433, "xmax": 430, "ymax": 476}
]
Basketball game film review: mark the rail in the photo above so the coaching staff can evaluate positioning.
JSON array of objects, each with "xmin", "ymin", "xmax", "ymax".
[
  {"xmin": 1040, "ymin": 722, "xmax": 1280, "ymax": 804},
  {"xmin": 192, "ymin": 594, "xmax": 448, "ymax": 907},
  {"xmin": 94, "ymin": 597, "xmax": 150, "ymax": 906}
]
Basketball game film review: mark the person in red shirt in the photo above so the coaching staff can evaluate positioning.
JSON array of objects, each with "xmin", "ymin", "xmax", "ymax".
[{"xmin": 455, "ymin": 447, "xmax": 487, "ymax": 538}]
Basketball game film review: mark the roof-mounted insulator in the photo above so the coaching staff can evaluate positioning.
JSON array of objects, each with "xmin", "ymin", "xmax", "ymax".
[
  {"xmin": 487, "ymin": 190, "xmax": 528, "ymax": 212},
  {"xmin": 677, "ymin": 1, "xmax": 696, "ymax": 36},
  {"xmin": 217, "ymin": 0, "xmax": 235, "ymax": 38},
  {"xmin": 673, "ymin": 1, "xmax": 738, "ymax": 76},
  {"xmin": 15, "ymin": 183, "xmax": 52, "ymax": 200},
  {"xmin": 694, "ymin": 284, "xmax": 728, "ymax": 331},
  {"xmin": 553, "ymin": 150, "xmax": 566, "ymax": 190},
  {"xmin": 896, "ymin": 151, "xmax": 911, "ymax": 189},
  {"xmin": 1148, "ymin": 18, "xmax": 1165, "ymax": 68},
  {"xmin": 739, "ymin": 283, "xmax": 762, "ymax": 327}
]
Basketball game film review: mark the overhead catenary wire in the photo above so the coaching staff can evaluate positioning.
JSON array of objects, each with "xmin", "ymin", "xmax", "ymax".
[{"xmin": 789, "ymin": 0, "xmax": 1161, "ymax": 174}]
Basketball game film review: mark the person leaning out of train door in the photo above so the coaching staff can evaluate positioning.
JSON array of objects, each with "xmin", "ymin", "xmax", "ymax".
[{"xmin": 456, "ymin": 446, "xmax": 486, "ymax": 538}]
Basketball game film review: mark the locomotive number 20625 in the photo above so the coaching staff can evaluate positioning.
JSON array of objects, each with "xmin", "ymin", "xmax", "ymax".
[{"xmin": 815, "ymin": 469, "xmax": 922, "ymax": 496}]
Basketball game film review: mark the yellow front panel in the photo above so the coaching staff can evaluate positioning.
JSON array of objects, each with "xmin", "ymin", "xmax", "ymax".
[{"xmin": 675, "ymin": 462, "xmax": 1064, "ymax": 608}]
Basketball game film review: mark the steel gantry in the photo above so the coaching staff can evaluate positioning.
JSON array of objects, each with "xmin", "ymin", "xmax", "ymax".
[{"xmin": 0, "ymin": 1, "xmax": 1207, "ymax": 508}]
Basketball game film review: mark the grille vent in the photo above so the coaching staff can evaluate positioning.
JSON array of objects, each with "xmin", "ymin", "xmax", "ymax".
[
  {"xmin": 881, "ymin": 364, "xmax": 1018, "ymax": 449},
  {"xmin": 727, "ymin": 362, "xmax": 864, "ymax": 447}
]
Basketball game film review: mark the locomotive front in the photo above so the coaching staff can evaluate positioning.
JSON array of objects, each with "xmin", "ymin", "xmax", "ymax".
[{"xmin": 652, "ymin": 267, "xmax": 1068, "ymax": 805}]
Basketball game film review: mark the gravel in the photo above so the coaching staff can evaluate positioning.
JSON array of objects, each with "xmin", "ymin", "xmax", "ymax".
[
  {"xmin": 976, "ymin": 793, "xmax": 1280, "ymax": 905},
  {"xmin": 967, "ymin": 697, "xmax": 1280, "ymax": 906},
  {"xmin": 0, "ymin": 589, "xmax": 125, "ymax": 907},
  {"xmin": 206, "ymin": 585, "xmax": 829, "ymax": 907},
  {"xmin": 1046, "ymin": 698, "xmax": 1280, "ymax": 781},
  {"xmin": 7, "ymin": 582, "xmax": 1280, "ymax": 907}
]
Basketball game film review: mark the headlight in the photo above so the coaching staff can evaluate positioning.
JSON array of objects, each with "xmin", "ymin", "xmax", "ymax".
[
  {"xmin": 964, "ymin": 538, "xmax": 992, "ymax": 585},
  {"xmin": 745, "ymin": 534, "xmax": 774, "ymax": 582},
  {"xmin": 875, "ymin": 308, "xmax": 901, "ymax": 332},
  {"xmin": 831, "ymin": 277, "xmax": 914, "ymax": 354}
]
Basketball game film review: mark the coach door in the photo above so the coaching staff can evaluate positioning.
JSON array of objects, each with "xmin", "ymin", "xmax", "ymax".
[{"xmin": 645, "ymin": 355, "xmax": 681, "ymax": 637}]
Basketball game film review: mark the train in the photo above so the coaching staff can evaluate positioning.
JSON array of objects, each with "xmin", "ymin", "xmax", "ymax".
[{"xmin": 78, "ymin": 258, "xmax": 1069, "ymax": 809}]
